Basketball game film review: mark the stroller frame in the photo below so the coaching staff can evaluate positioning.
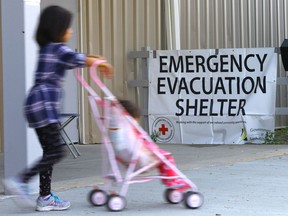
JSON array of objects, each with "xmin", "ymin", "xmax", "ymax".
[{"xmin": 75, "ymin": 60, "xmax": 204, "ymax": 211}]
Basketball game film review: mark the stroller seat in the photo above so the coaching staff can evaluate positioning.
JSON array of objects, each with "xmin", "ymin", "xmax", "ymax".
[{"xmin": 108, "ymin": 103, "xmax": 159, "ymax": 169}]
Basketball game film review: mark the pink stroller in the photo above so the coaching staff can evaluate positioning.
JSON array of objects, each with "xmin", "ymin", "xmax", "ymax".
[{"xmin": 75, "ymin": 60, "xmax": 204, "ymax": 212}]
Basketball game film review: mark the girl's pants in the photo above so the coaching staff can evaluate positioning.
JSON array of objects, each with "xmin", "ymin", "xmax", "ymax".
[{"xmin": 19, "ymin": 123, "xmax": 67, "ymax": 196}]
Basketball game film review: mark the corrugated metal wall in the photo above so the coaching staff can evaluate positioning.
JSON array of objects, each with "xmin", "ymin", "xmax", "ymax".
[
  {"xmin": 180, "ymin": 0, "xmax": 287, "ymax": 49},
  {"xmin": 79, "ymin": 0, "xmax": 288, "ymax": 144},
  {"xmin": 179, "ymin": 0, "xmax": 288, "ymax": 127},
  {"xmin": 78, "ymin": 0, "xmax": 165, "ymax": 143}
]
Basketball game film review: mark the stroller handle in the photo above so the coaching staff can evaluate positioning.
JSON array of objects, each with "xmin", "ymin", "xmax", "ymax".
[
  {"xmin": 75, "ymin": 59, "xmax": 116, "ymax": 100},
  {"xmin": 89, "ymin": 60, "xmax": 115, "ymax": 99},
  {"xmin": 75, "ymin": 67, "xmax": 98, "ymax": 98}
]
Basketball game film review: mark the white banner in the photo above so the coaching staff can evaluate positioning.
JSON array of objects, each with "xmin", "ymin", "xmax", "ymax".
[{"xmin": 148, "ymin": 48, "xmax": 277, "ymax": 144}]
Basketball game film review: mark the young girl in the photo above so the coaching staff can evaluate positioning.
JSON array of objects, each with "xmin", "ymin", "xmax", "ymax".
[{"xmin": 3, "ymin": 5, "xmax": 113, "ymax": 212}]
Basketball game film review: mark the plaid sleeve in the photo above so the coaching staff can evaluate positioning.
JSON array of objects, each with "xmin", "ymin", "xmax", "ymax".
[{"xmin": 57, "ymin": 44, "xmax": 86, "ymax": 69}]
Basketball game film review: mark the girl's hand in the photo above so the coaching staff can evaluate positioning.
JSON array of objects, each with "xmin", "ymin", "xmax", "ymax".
[
  {"xmin": 98, "ymin": 62, "xmax": 113, "ymax": 79},
  {"xmin": 86, "ymin": 56, "xmax": 114, "ymax": 79}
]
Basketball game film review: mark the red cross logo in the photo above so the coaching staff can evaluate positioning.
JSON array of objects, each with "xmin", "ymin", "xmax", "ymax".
[{"xmin": 159, "ymin": 124, "xmax": 168, "ymax": 135}]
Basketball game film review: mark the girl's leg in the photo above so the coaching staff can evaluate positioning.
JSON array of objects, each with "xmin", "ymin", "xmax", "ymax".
[
  {"xmin": 39, "ymin": 167, "xmax": 53, "ymax": 197},
  {"xmin": 20, "ymin": 123, "xmax": 68, "ymax": 196}
]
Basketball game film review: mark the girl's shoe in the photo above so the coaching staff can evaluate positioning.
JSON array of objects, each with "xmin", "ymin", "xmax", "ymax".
[
  {"xmin": 3, "ymin": 176, "xmax": 34, "ymax": 207},
  {"xmin": 36, "ymin": 193, "xmax": 70, "ymax": 211}
]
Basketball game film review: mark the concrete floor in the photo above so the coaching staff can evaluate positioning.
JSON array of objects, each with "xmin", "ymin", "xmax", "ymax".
[{"xmin": 1, "ymin": 144, "xmax": 288, "ymax": 215}]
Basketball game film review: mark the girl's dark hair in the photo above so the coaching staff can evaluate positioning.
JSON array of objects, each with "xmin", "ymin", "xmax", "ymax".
[
  {"xmin": 119, "ymin": 100, "xmax": 141, "ymax": 119},
  {"xmin": 36, "ymin": 5, "xmax": 72, "ymax": 47}
]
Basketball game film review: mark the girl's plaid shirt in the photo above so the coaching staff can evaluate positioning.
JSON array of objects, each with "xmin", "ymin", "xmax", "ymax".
[{"xmin": 24, "ymin": 43, "xmax": 86, "ymax": 128}]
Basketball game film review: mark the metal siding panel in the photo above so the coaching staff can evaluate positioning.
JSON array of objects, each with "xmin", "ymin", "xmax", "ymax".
[
  {"xmin": 215, "ymin": 0, "xmax": 224, "ymax": 48},
  {"xmin": 124, "ymin": 0, "xmax": 138, "ymax": 102},
  {"xmin": 225, "ymin": 0, "xmax": 233, "ymax": 48},
  {"xmin": 248, "ymin": 0, "xmax": 256, "ymax": 47},
  {"xmin": 178, "ymin": 0, "xmax": 288, "ymax": 128},
  {"xmin": 241, "ymin": 0, "xmax": 249, "ymax": 47},
  {"xmin": 255, "ymin": 0, "xmax": 263, "ymax": 47},
  {"xmin": 177, "ymin": 0, "xmax": 287, "ymax": 49},
  {"xmin": 198, "ymin": 0, "xmax": 206, "ymax": 48},
  {"xmin": 232, "ymin": 0, "xmax": 241, "ymax": 47},
  {"xmin": 146, "ymin": 0, "xmax": 161, "ymax": 49},
  {"xmin": 270, "ymin": 0, "xmax": 278, "ymax": 46},
  {"xmin": 206, "ymin": 0, "xmax": 216, "ymax": 48},
  {"xmin": 135, "ymin": 0, "xmax": 146, "ymax": 48},
  {"xmin": 190, "ymin": 0, "xmax": 198, "ymax": 48},
  {"xmin": 263, "ymin": 0, "xmax": 270, "ymax": 46},
  {"xmin": 278, "ymin": 0, "xmax": 285, "ymax": 49},
  {"xmin": 79, "ymin": 0, "xmax": 163, "ymax": 143},
  {"xmin": 112, "ymin": 0, "xmax": 125, "ymax": 97}
]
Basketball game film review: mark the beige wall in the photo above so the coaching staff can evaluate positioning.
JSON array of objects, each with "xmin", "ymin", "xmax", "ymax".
[
  {"xmin": 78, "ymin": 0, "xmax": 166, "ymax": 143},
  {"xmin": 78, "ymin": 0, "xmax": 288, "ymax": 143}
]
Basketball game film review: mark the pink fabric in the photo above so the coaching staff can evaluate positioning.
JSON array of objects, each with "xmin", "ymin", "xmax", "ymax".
[{"xmin": 157, "ymin": 154, "xmax": 189, "ymax": 190}]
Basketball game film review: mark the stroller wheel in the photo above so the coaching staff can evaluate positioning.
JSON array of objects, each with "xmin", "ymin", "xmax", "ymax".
[
  {"xmin": 184, "ymin": 191, "xmax": 204, "ymax": 209},
  {"xmin": 165, "ymin": 188, "xmax": 184, "ymax": 204},
  {"xmin": 88, "ymin": 189, "xmax": 108, "ymax": 206},
  {"xmin": 106, "ymin": 194, "xmax": 127, "ymax": 212}
]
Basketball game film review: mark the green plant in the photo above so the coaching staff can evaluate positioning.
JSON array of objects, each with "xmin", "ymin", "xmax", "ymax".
[
  {"xmin": 270, "ymin": 127, "xmax": 288, "ymax": 144},
  {"xmin": 264, "ymin": 131, "xmax": 275, "ymax": 144},
  {"xmin": 150, "ymin": 130, "xmax": 160, "ymax": 142}
]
